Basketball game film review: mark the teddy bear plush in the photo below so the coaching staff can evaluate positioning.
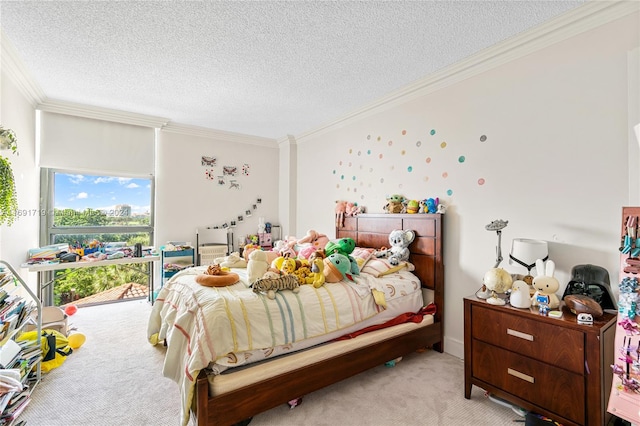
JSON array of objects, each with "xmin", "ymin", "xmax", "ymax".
[{"xmin": 379, "ymin": 229, "xmax": 416, "ymax": 265}]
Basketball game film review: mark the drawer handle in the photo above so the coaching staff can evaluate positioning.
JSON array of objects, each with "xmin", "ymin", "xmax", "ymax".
[
  {"xmin": 507, "ymin": 328, "xmax": 534, "ymax": 341},
  {"xmin": 508, "ymin": 368, "xmax": 535, "ymax": 384}
]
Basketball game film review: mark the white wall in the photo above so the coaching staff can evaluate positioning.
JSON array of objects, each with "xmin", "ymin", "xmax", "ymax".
[
  {"xmin": 155, "ymin": 129, "xmax": 280, "ymax": 253},
  {"xmin": 0, "ymin": 67, "xmax": 39, "ymax": 283},
  {"xmin": 295, "ymin": 12, "xmax": 640, "ymax": 358}
]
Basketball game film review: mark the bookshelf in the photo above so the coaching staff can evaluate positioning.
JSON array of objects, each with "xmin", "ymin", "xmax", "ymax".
[{"xmin": 0, "ymin": 260, "xmax": 42, "ymax": 425}]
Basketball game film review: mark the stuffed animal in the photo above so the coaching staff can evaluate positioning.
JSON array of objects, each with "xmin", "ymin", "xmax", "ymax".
[
  {"xmin": 425, "ymin": 197, "xmax": 439, "ymax": 214},
  {"xmin": 306, "ymin": 256, "xmax": 326, "ymax": 288},
  {"xmin": 405, "ymin": 200, "xmax": 420, "ymax": 214},
  {"xmin": 383, "ymin": 194, "xmax": 406, "ymax": 214},
  {"xmin": 324, "ymin": 252, "xmax": 355, "ymax": 282},
  {"xmin": 530, "ymin": 259, "xmax": 560, "ymax": 311},
  {"xmin": 247, "ymin": 250, "xmax": 270, "ymax": 284},
  {"xmin": 325, "ymin": 238, "xmax": 359, "ymax": 276},
  {"xmin": 292, "ymin": 230, "xmax": 330, "ymax": 259},
  {"xmin": 252, "ymin": 273, "xmax": 300, "ymax": 299},
  {"xmin": 345, "ymin": 202, "xmax": 364, "ymax": 216},
  {"xmin": 214, "ymin": 252, "xmax": 247, "ymax": 268},
  {"xmin": 379, "ymin": 229, "xmax": 416, "ymax": 265}
]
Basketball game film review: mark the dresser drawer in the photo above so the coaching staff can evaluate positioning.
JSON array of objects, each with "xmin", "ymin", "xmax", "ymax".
[
  {"xmin": 471, "ymin": 304, "xmax": 584, "ymax": 374},
  {"xmin": 473, "ymin": 340, "xmax": 585, "ymax": 424}
]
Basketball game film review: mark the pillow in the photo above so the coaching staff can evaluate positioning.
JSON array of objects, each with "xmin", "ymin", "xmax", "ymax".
[
  {"xmin": 351, "ymin": 247, "xmax": 375, "ymax": 271},
  {"xmin": 361, "ymin": 258, "xmax": 409, "ymax": 278}
]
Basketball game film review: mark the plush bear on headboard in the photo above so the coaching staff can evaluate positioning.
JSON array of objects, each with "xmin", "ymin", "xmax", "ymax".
[{"xmin": 378, "ymin": 229, "xmax": 416, "ymax": 265}]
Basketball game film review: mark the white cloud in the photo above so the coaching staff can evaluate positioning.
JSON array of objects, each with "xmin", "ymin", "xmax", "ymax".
[
  {"xmin": 76, "ymin": 192, "xmax": 88, "ymax": 199},
  {"xmin": 68, "ymin": 174, "xmax": 85, "ymax": 184},
  {"xmin": 126, "ymin": 183, "xmax": 139, "ymax": 189}
]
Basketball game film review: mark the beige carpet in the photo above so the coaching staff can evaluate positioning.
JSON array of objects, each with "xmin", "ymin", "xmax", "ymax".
[{"xmin": 19, "ymin": 300, "xmax": 519, "ymax": 426}]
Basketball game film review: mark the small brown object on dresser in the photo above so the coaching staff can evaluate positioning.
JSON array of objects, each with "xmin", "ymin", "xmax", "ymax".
[
  {"xmin": 464, "ymin": 296, "xmax": 616, "ymax": 426},
  {"xmin": 563, "ymin": 294, "xmax": 604, "ymax": 318}
]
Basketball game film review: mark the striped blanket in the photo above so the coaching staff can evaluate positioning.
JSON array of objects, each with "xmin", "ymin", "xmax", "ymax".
[{"xmin": 147, "ymin": 265, "xmax": 421, "ymax": 426}]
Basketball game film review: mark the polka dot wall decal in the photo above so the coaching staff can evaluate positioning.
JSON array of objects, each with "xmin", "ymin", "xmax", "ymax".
[
  {"xmin": 380, "ymin": 178, "xmax": 385, "ymax": 183},
  {"xmin": 377, "ymin": 136, "xmax": 381, "ymax": 141},
  {"xmin": 401, "ymin": 150, "xmax": 406, "ymax": 155},
  {"xmin": 333, "ymin": 170, "xmax": 336, "ymax": 174},
  {"xmin": 348, "ymin": 162, "xmax": 352, "ymax": 167},
  {"xmin": 480, "ymin": 135, "xmax": 487, "ymax": 142},
  {"xmin": 398, "ymin": 183, "xmax": 403, "ymax": 189},
  {"xmin": 354, "ymin": 188, "xmax": 358, "ymax": 193},
  {"xmin": 336, "ymin": 183, "xmax": 340, "ymax": 188},
  {"xmin": 358, "ymin": 151, "xmax": 361, "ymax": 156},
  {"xmin": 426, "ymin": 157, "xmax": 432, "ymax": 163},
  {"xmin": 424, "ymin": 176, "xmax": 429, "ymax": 182},
  {"xmin": 367, "ymin": 149, "xmax": 371, "ymax": 155},
  {"xmin": 369, "ymin": 167, "xmax": 373, "ymax": 172},
  {"xmin": 458, "ymin": 156, "xmax": 465, "ymax": 163},
  {"xmin": 352, "ymin": 176, "xmax": 356, "ymax": 180},
  {"xmin": 447, "ymin": 189, "xmax": 453, "ymax": 196},
  {"xmin": 407, "ymin": 166, "xmax": 413, "ymax": 172},
  {"xmin": 430, "ymin": 129, "xmax": 436, "ymax": 135},
  {"xmin": 442, "ymin": 172, "xmax": 448, "ymax": 178},
  {"xmin": 367, "ymin": 135, "xmax": 371, "ymax": 140},
  {"xmin": 478, "ymin": 178, "xmax": 486, "ymax": 185},
  {"xmin": 388, "ymin": 140, "xmax": 393, "ymax": 146},
  {"xmin": 402, "ymin": 130, "xmax": 406, "ymax": 135},
  {"xmin": 361, "ymin": 195, "xmax": 365, "ymax": 199},
  {"xmin": 440, "ymin": 142, "xmax": 447, "ymax": 148},
  {"xmin": 339, "ymin": 161, "xmax": 343, "ymax": 166},
  {"xmin": 416, "ymin": 141, "xmax": 421, "ymax": 147},
  {"xmin": 379, "ymin": 154, "xmax": 383, "ymax": 159},
  {"xmin": 349, "ymin": 149, "xmax": 352, "ymax": 154}
]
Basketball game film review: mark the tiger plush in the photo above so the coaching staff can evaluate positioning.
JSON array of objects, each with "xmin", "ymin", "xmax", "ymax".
[{"xmin": 252, "ymin": 272, "xmax": 300, "ymax": 299}]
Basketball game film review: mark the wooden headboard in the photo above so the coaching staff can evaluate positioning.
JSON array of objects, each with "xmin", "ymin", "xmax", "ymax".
[{"xmin": 336, "ymin": 213, "xmax": 444, "ymax": 323}]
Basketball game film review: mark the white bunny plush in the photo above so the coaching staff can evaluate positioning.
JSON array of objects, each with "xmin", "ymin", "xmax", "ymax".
[{"xmin": 530, "ymin": 258, "xmax": 560, "ymax": 310}]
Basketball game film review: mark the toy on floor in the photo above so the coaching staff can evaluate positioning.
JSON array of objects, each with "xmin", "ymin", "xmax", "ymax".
[{"xmin": 287, "ymin": 397, "xmax": 303, "ymax": 409}]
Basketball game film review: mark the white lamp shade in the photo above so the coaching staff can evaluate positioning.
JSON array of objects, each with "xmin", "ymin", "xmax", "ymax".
[{"xmin": 509, "ymin": 239, "xmax": 548, "ymax": 273}]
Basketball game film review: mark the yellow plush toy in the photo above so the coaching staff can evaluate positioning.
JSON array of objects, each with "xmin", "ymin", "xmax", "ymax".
[{"xmin": 306, "ymin": 256, "xmax": 326, "ymax": 288}]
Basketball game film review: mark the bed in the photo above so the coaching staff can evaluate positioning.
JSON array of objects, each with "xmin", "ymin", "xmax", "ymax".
[{"xmin": 148, "ymin": 213, "xmax": 444, "ymax": 426}]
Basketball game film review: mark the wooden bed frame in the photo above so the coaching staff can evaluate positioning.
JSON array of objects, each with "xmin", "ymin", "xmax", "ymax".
[{"xmin": 193, "ymin": 213, "xmax": 444, "ymax": 426}]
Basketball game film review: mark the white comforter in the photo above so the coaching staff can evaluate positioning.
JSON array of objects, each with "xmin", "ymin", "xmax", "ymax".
[{"xmin": 147, "ymin": 265, "xmax": 422, "ymax": 426}]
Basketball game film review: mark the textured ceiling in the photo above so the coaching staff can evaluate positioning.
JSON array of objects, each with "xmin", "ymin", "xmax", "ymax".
[{"xmin": 0, "ymin": 1, "xmax": 586, "ymax": 139}]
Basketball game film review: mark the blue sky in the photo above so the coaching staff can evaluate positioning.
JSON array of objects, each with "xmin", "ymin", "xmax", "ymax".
[{"xmin": 55, "ymin": 173, "xmax": 151, "ymax": 215}]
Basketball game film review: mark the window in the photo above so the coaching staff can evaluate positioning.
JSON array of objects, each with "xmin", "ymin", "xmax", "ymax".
[{"xmin": 40, "ymin": 169, "xmax": 155, "ymax": 306}]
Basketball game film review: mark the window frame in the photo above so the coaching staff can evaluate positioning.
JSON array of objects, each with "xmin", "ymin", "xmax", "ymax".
[{"xmin": 39, "ymin": 167, "xmax": 155, "ymax": 250}]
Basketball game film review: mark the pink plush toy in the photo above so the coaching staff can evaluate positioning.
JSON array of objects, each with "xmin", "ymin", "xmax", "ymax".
[{"xmin": 296, "ymin": 230, "xmax": 329, "ymax": 249}]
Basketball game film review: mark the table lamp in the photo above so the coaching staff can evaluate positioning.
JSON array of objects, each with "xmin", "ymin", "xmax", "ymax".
[
  {"xmin": 477, "ymin": 219, "xmax": 509, "ymax": 300},
  {"xmin": 509, "ymin": 238, "xmax": 548, "ymax": 288}
]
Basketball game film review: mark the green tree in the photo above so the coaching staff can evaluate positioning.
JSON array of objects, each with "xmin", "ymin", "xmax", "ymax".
[{"xmin": 54, "ymin": 208, "xmax": 109, "ymax": 226}]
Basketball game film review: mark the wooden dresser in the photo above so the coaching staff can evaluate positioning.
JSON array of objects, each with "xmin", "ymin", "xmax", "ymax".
[{"xmin": 464, "ymin": 295, "xmax": 616, "ymax": 426}]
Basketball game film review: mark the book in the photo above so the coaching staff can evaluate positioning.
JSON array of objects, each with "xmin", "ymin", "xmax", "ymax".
[{"xmin": 0, "ymin": 340, "xmax": 21, "ymax": 369}]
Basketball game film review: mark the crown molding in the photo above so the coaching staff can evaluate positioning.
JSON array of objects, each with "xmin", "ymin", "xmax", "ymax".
[
  {"xmin": 295, "ymin": 0, "xmax": 640, "ymax": 143},
  {"xmin": 277, "ymin": 135, "xmax": 297, "ymax": 147},
  {"xmin": 36, "ymin": 99, "xmax": 170, "ymax": 128},
  {"xmin": 161, "ymin": 122, "xmax": 278, "ymax": 148},
  {"xmin": 1, "ymin": 30, "xmax": 46, "ymax": 105}
]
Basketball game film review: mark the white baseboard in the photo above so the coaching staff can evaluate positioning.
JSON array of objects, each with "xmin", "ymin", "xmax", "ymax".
[{"xmin": 444, "ymin": 335, "xmax": 464, "ymax": 360}]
